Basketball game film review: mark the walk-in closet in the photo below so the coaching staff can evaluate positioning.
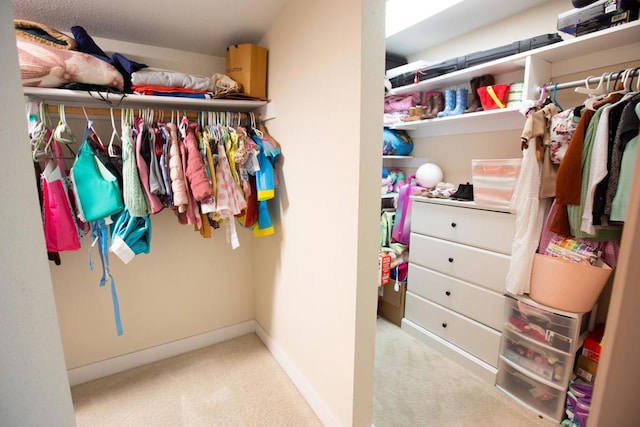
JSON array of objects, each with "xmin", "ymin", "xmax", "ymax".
[{"xmin": 2, "ymin": 1, "xmax": 640, "ymax": 426}]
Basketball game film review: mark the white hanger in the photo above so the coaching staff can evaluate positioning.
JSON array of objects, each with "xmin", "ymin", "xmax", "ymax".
[
  {"xmin": 108, "ymin": 108, "xmax": 120, "ymax": 157},
  {"xmin": 575, "ymin": 73, "xmax": 608, "ymax": 96}
]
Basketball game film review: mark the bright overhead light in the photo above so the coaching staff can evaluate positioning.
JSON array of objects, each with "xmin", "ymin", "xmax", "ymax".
[{"xmin": 385, "ymin": 0, "xmax": 464, "ymax": 38}]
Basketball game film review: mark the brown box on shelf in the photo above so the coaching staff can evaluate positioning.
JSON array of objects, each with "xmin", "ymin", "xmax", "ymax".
[
  {"xmin": 575, "ymin": 354, "xmax": 598, "ymax": 384},
  {"xmin": 226, "ymin": 44, "xmax": 268, "ymax": 100},
  {"xmin": 379, "ymin": 282, "xmax": 406, "ymax": 326}
]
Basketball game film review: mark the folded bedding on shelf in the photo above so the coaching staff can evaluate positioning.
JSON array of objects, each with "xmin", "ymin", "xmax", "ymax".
[{"xmin": 17, "ymin": 38, "xmax": 124, "ymax": 90}]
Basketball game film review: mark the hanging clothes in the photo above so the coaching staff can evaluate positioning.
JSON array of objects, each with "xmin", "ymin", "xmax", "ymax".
[
  {"xmin": 605, "ymin": 94, "xmax": 640, "ymax": 216},
  {"xmin": 520, "ymin": 103, "xmax": 560, "ymax": 198},
  {"xmin": 134, "ymin": 117, "xmax": 164, "ymax": 214},
  {"xmin": 505, "ymin": 132, "xmax": 550, "ymax": 295},
  {"xmin": 566, "ymin": 96, "xmax": 623, "ymax": 241},
  {"xmin": 610, "ymin": 103, "xmax": 640, "ymax": 221},
  {"xmin": 122, "ymin": 114, "xmax": 150, "ymax": 217},
  {"xmin": 166, "ymin": 122, "xmax": 189, "ymax": 214},
  {"xmin": 580, "ymin": 91, "xmax": 636, "ymax": 235}
]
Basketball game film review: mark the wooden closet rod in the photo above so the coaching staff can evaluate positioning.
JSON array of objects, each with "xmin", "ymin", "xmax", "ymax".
[{"xmin": 535, "ymin": 68, "xmax": 640, "ymax": 93}]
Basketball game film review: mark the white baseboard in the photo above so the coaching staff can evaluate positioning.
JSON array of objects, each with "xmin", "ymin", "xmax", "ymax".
[
  {"xmin": 255, "ymin": 322, "xmax": 340, "ymax": 427},
  {"xmin": 67, "ymin": 320, "xmax": 256, "ymax": 386}
]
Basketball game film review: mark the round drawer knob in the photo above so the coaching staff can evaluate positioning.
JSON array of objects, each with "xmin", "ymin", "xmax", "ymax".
[
  {"xmin": 442, "ymin": 322, "xmax": 447, "ymax": 328},
  {"xmin": 451, "ymin": 222, "xmax": 457, "ymax": 228},
  {"xmin": 448, "ymin": 257, "xmax": 454, "ymax": 263},
  {"xmin": 445, "ymin": 291, "xmax": 451, "ymax": 296}
]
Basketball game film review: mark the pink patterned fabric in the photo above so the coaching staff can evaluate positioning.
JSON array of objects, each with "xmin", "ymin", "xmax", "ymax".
[
  {"xmin": 17, "ymin": 38, "xmax": 123, "ymax": 90},
  {"xmin": 215, "ymin": 139, "xmax": 246, "ymax": 218}
]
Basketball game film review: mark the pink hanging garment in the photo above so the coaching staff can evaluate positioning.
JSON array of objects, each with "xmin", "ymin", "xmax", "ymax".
[{"xmin": 135, "ymin": 118, "xmax": 164, "ymax": 214}]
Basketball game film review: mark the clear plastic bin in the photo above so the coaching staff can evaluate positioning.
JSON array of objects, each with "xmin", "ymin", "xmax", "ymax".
[
  {"xmin": 503, "ymin": 295, "xmax": 588, "ymax": 354},
  {"xmin": 497, "ymin": 358, "xmax": 566, "ymax": 422},
  {"xmin": 500, "ymin": 328, "xmax": 573, "ymax": 386}
]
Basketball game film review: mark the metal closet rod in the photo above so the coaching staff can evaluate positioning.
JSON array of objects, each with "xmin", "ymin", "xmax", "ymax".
[{"xmin": 535, "ymin": 68, "xmax": 640, "ymax": 93}]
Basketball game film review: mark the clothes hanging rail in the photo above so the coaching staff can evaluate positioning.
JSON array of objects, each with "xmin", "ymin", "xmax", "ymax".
[
  {"xmin": 23, "ymin": 87, "xmax": 267, "ymax": 113},
  {"xmin": 535, "ymin": 68, "xmax": 640, "ymax": 93}
]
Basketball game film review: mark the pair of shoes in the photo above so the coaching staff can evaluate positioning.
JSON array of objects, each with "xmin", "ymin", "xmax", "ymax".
[
  {"xmin": 422, "ymin": 182, "xmax": 456, "ymax": 198},
  {"xmin": 421, "ymin": 91, "xmax": 444, "ymax": 119},
  {"xmin": 403, "ymin": 105, "xmax": 426, "ymax": 122},
  {"xmin": 437, "ymin": 88, "xmax": 468, "ymax": 118},
  {"xmin": 466, "ymin": 74, "xmax": 495, "ymax": 113},
  {"xmin": 449, "ymin": 182, "xmax": 474, "ymax": 201}
]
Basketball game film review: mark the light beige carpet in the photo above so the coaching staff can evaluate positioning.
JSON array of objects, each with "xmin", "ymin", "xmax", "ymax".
[
  {"xmin": 373, "ymin": 317, "xmax": 558, "ymax": 427},
  {"xmin": 71, "ymin": 333, "xmax": 322, "ymax": 427}
]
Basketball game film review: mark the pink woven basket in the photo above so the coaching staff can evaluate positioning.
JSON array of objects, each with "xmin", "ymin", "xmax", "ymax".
[{"xmin": 529, "ymin": 254, "xmax": 612, "ymax": 313}]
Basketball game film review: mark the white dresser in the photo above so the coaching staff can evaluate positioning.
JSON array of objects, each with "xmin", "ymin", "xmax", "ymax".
[{"xmin": 401, "ymin": 197, "xmax": 515, "ymax": 383}]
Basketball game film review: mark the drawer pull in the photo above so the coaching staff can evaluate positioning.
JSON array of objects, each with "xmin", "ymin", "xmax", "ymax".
[
  {"xmin": 451, "ymin": 222, "xmax": 457, "ymax": 228},
  {"xmin": 442, "ymin": 322, "xmax": 447, "ymax": 328},
  {"xmin": 445, "ymin": 291, "xmax": 451, "ymax": 296},
  {"xmin": 448, "ymin": 257, "xmax": 454, "ymax": 263}
]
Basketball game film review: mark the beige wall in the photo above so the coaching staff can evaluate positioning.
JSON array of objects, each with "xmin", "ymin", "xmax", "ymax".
[
  {"xmin": 256, "ymin": 0, "xmax": 383, "ymax": 425},
  {"xmin": 0, "ymin": 2, "xmax": 76, "ymax": 423}
]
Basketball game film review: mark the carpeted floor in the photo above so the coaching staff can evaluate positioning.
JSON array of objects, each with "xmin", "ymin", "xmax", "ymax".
[
  {"xmin": 71, "ymin": 333, "xmax": 322, "ymax": 427},
  {"xmin": 373, "ymin": 317, "xmax": 558, "ymax": 427},
  {"xmin": 71, "ymin": 321, "xmax": 560, "ymax": 426}
]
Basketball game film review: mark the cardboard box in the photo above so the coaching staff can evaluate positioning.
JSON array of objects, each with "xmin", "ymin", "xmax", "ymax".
[
  {"xmin": 378, "ymin": 253, "xmax": 392, "ymax": 286},
  {"xmin": 379, "ymin": 282, "xmax": 406, "ymax": 326},
  {"xmin": 582, "ymin": 323, "xmax": 605, "ymax": 362},
  {"xmin": 226, "ymin": 44, "xmax": 268, "ymax": 100},
  {"xmin": 575, "ymin": 354, "xmax": 598, "ymax": 384}
]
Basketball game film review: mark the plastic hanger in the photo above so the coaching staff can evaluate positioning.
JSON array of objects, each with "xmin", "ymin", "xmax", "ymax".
[
  {"xmin": 552, "ymin": 83, "xmax": 563, "ymax": 110},
  {"xmin": 54, "ymin": 105, "xmax": 77, "ymax": 145},
  {"xmin": 575, "ymin": 73, "xmax": 607, "ymax": 96},
  {"xmin": 108, "ymin": 108, "xmax": 121, "ymax": 157}
]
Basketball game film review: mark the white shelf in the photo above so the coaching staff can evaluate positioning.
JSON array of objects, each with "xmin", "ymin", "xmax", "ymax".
[
  {"xmin": 388, "ymin": 21, "xmax": 640, "ymax": 97},
  {"xmin": 382, "ymin": 155, "xmax": 414, "ymax": 159},
  {"xmin": 23, "ymin": 87, "xmax": 267, "ymax": 112},
  {"xmin": 389, "ymin": 106, "xmax": 525, "ymax": 137}
]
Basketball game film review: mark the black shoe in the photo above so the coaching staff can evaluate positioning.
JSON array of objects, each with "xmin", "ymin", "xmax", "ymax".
[{"xmin": 451, "ymin": 183, "xmax": 474, "ymax": 201}]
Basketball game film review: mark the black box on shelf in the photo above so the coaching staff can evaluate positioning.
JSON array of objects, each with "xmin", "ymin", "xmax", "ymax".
[
  {"xmin": 558, "ymin": 0, "xmax": 639, "ymax": 36},
  {"xmin": 394, "ymin": 34, "xmax": 563, "ymax": 87}
]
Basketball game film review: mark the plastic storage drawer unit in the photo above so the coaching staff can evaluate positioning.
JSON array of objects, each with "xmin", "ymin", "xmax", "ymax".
[
  {"xmin": 503, "ymin": 295, "xmax": 588, "ymax": 353},
  {"xmin": 496, "ymin": 358, "xmax": 565, "ymax": 422},
  {"xmin": 500, "ymin": 328, "xmax": 573, "ymax": 386}
]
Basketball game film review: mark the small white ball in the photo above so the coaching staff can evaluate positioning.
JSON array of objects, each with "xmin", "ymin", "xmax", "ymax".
[{"xmin": 416, "ymin": 163, "xmax": 443, "ymax": 188}]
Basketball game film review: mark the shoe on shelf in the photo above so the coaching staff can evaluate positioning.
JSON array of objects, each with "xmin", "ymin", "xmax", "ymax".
[{"xmin": 437, "ymin": 89, "xmax": 456, "ymax": 118}]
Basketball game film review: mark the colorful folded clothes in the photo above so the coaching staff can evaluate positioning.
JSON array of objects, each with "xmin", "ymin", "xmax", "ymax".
[
  {"xmin": 545, "ymin": 235, "xmax": 602, "ymax": 265},
  {"xmin": 131, "ymin": 84, "xmax": 214, "ymax": 99}
]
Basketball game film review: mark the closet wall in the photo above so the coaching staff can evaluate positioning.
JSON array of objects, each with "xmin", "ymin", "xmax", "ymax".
[
  {"xmin": 255, "ymin": 1, "xmax": 383, "ymax": 424},
  {"xmin": 0, "ymin": 3, "xmax": 75, "ymax": 423},
  {"xmin": 5, "ymin": 1, "xmax": 383, "ymax": 426}
]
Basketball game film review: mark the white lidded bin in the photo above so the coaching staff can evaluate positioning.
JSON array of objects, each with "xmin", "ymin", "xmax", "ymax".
[{"xmin": 471, "ymin": 158, "xmax": 521, "ymax": 208}]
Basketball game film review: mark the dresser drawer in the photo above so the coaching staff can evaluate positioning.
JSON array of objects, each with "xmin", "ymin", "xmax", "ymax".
[
  {"xmin": 405, "ymin": 292, "xmax": 501, "ymax": 367},
  {"xmin": 409, "ymin": 233, "xmax": 510, "ymax": 293},
  {"xmin": 408, "ymin": 263, "xmax": 504, "ymax": 331},
  {"xmin": 411, "ymin": 201, "xmax": 515, "ymax": 255}
]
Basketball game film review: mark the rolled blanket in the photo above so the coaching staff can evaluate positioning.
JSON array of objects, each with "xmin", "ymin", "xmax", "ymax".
[{"xmin": 14, "ymin": 19, "xmax": 77, "ymax": 50}]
